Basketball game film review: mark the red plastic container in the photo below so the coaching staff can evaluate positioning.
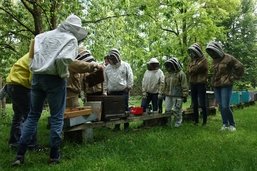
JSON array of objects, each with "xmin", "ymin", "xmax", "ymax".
[{"xmin": 130, "ymin": 107, "xmax": 143, "ymax": 115}]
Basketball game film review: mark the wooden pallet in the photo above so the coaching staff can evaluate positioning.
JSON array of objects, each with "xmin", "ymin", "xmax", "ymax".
[
  {"xmin": 63, "ymin": 113, "xmax": 171, "ymax": 143},
  {"xmin": 64, "ymin": 107, "xmax": 92, "ymax": 119}
]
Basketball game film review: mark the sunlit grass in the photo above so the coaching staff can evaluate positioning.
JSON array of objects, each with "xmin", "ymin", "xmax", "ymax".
[{"xmin": 1, "ymin": 101, "xmax": 257, "ymax": 171}]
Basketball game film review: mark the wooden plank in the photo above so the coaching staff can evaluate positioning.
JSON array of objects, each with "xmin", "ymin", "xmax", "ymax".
[
  {"xmin": 65, "ymin": 121, "xmax": 105, "ymax": 132},
  {"xmin": 128, "ymin": 113, "xmax": 171, "ymax": 121},
  {"xmin": 64, "ymin": 113, "xmax": 172, "ymax": 143},
  {"xmin": 64, "ymin": 108, "xmax": 92, "ymax": 119}
]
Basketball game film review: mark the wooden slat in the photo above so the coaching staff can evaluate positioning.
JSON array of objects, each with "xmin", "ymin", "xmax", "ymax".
[{"xmin": 64, "ymin": 108, "xmax": 92, "ymax": 119}]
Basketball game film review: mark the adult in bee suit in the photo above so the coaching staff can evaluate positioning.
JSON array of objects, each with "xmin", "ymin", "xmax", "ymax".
[
  {"xmin": 80, "ymin": 49, "xmax": 104, "ymax": 104},
  {"xmin": 187, "ymin": 43, "xmax": 208, "ymax": 126},
  {"xmin": 66, "ymin": 47, "xmax": 102, "ymax": 108},
  {"xmin": 206, "ymin": 41, "xmax": 244, "ymax": 132},
  {"xmin": 12, "ymin": 14, "xmax": 88, "ymax": 166},
  {"xmin": 103, "ymin": 48, "xmax": 134, "ymax": 131}
]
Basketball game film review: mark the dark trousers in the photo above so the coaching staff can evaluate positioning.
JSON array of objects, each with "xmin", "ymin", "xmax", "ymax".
[
  {"xmin": 190, "ymin": 83, "xmax": 207, "ymax": 124},
  {"xmin": 6, "ymin": 84, "xmax": 37, "ymax": 146},
  {"xmin": 158, "ymin": 97, "xmax": 163, "ymax": 113},
  {"xmin": 108, "ymin": 90, "xmax": 129, "ymax": 129},
  {"xmin": 141, "ymin": 93, "xmax": 158, "ymax": 112}
]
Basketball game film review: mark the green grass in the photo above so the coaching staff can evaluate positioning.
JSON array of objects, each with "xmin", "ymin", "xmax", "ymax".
[{"xmin": 1, "ymin": 101, "xmax": 257, "ymax": 171}]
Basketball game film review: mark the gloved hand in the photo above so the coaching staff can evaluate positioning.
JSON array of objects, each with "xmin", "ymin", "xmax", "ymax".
[
  {"xmin": 124, "ymin": 87, "xmax": 131, "ymax": 93},
  {"xmin": 142, "ymin": 92, "xmax": 147, "ymax": 99},
  {"xmin": 182, "ymin": 97, "xmax": 187, "ymax": 103},
  {"xmin": 158, "ymin": 94, "xmax": 163, "ymax": 100},
  {"xmin": 80, "ymin": 91, "xmax": 86, "ymax": 104}
]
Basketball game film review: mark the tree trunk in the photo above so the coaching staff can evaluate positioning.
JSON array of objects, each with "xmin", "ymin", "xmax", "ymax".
[{"xmin": 0, "ymin": 76, "xmax": 6, "ymax": 116}]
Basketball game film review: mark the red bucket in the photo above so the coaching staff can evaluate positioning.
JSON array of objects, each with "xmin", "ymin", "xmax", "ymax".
[{"xmin": 130, "ymin": 107, "xmax": 143, "ymax": 115}]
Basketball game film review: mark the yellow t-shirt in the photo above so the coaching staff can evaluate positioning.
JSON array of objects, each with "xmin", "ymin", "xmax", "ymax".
[{"xmin": 6, "ymin": 53, "xmax": 32, "ymax": 89}]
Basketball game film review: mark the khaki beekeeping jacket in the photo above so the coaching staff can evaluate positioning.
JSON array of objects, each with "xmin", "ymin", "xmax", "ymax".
[
  {"xmin": 163, "ymin": 70, "xmax": 188, "ymax": 98},
  {"xmin": 211, "ymin": 53, "xmax": 244, "ymax": 87},
  {"xmin": 188, "ymin": 57, "xmax": 208, "ymax": 84}
]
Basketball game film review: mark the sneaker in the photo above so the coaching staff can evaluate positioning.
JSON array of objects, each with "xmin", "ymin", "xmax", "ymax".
[
  {"xmin": 124, "ymin": 127, "xmax": 129, "ymax": 132},
  {"xmin": 174, "ymin": 123, "xmax": 181, "ymax": 128},
  {"xmin": 194, "ymin": 122, "xmax": 199, "ymax": 126},
  {"xmin": 113, "ymin": 125, "xmax": 121, "ymax": 132},
  {"xmin": 28, "ymin": 144, "xmax": 37, "ymax": 150},
  {"xmin": 228, "ymin": 125, "xmax": 236, "ymax": 132},
  {"xmin": 11, "ymin": 155, "xmax": 24, "ymax": 166},
  {"xmin": 124, "ymin": 123, "xmax": 129, "ymax": 132},
  {"xmin": 48, "ymin": 157, "xmax": 60, "ymax": 165},
  {"xmin": 220, "ymin": 125, "xmax": 228, "ymax": 131},
  {"xmin": 9, "ymin": 143, "xmax": 18, "ymax": 149}
]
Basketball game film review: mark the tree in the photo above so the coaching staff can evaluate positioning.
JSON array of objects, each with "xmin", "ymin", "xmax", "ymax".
[
  {"xmin": 223, "ymin": 0, "xmax": 257, "ymax": 88},
  {"xmin": 1, "ymin": 0, "xmax": 256, "ymax": 91},
  {"xmin": 0, "ymin": 0, "xmax": 83, "ymax": 78}
]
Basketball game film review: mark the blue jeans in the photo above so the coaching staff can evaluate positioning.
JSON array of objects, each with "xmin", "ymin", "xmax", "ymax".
[
  {"xmin": 18, "ymin": 74, "xmax": 66, "ymax": 158},
  {"xmin": 214, "ymin": 86, "xmax": 235, "ymax": 126}
]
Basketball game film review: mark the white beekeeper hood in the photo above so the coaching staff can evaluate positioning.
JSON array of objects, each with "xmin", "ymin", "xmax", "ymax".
[{"xmin": 59, "ymin": 14, "xmax": 88, "ymax": 41}]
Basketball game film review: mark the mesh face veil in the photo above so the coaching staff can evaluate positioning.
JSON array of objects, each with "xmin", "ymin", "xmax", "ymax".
[
  {"xmin": 164, "ymin": 57, "xmax": 181, "ymax": 72},
  {"xmin": 188, "ymin": 43, "xmax": 203, "ymax": 58},
  {"xmin": 206, "ymin": 41, "xmax": 224, "ymax": 59}
]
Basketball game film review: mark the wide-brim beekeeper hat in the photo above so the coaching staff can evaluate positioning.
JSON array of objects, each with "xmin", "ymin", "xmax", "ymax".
[{"xmin": 147, "ymin": 58, "xmax": 159, "ymax": 64}]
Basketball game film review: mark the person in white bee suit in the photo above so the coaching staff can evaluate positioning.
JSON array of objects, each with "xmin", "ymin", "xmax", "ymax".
[
  {"xmin": 103, "ymin": 48, "xmax": 134, "ymax": 131},
  {"xmin": 141, "ymin": 58, "xmax": 165, "ymax": 114},
  {"xmin": 12, "ymin": 14, "xmax": 88, "ymax": 166}
]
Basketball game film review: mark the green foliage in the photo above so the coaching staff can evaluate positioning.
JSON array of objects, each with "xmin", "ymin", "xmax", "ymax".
[
  {"xmin": 233, "ymin": 81, "xmax": 252, "ymax": 90},
  {"xmin": 0, "ymin": 0, "xmax": 256, "ymax": 89},
  {"xmin": 223, "ymin": 0, "xmax": 257, "ymax": 88}
]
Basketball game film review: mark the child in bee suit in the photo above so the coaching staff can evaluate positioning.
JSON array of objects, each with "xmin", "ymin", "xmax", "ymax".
[
  {"xmin": 163, "ymin": 57, "xmax": 188, "ymax": 127},
  {"xmin": 141, "ymin": 57, "xmax": 165, "ymax": 114}
]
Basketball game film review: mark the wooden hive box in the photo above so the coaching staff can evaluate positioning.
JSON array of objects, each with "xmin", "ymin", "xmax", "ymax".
[{"xmin": 87, "ymin": 95, "xmax": 126, "ymax": 121}]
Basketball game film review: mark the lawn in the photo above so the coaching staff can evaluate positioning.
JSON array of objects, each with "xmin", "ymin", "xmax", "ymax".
[{"xmin": 0, "ymin": 99, "xmax": 257, "ymax": 171}]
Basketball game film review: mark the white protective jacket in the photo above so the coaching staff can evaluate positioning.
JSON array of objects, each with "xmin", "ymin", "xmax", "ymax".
[
  {"xmin": 104, "ymin": 61, "xmax": 133, "ymax": 92},
  {"xmin": 142, "ymin": 69, "xmax": 164, "ymax": 94},
  {"xmin": 30, "ymin": 15, "xmax": 86, "ymax": 78}
]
